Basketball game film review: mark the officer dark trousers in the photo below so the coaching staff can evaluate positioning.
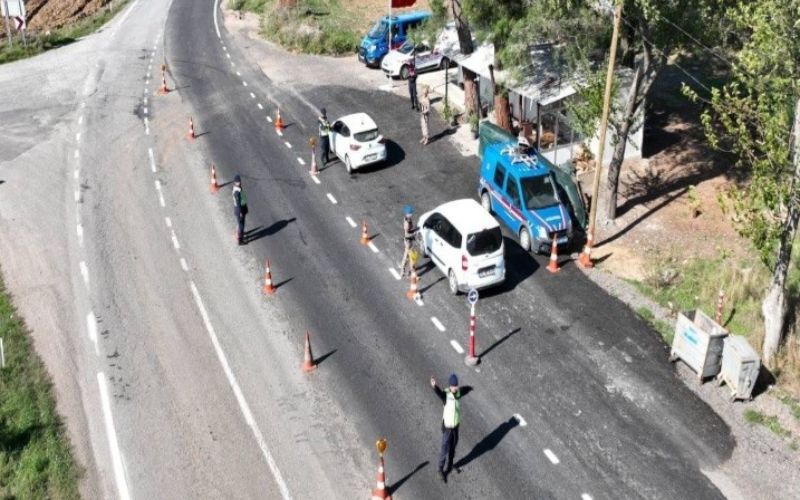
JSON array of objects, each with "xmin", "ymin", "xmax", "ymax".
[
  {"xmin": 320, "ymin": 136, "xmax": 330, "ymax": 165},
  {"xmin": 409, "ymin": 78, "xmax": 418, "ymax": 110},
  {"xmin": 438, "ymin": 425, "xmax": 459, "ymax": 472}
]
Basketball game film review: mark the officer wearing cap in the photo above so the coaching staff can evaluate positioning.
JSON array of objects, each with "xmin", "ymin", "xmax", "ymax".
[
  {"xmin": 430, "ymin": 373, "xmax": 462, "ymax": 483},
  {"xmin": 232, "ymin": 174, "xmax": 248, "ymax": 245},
  {"xmin": 318, "ymin": 108, "xmax": 332, "ymax": 166},
  {"xmin": 399, "ymin": 204, "xmax": 417, "ymax": 277}
]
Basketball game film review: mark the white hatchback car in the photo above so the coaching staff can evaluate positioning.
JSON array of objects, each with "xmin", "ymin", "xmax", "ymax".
[
  {"xmin": 419, "ymin": 199, "xmax": 506, "ymax": 295},
  {"xmin": 329, "ymin": 113, "xmax": 387, "ymax": 173}
]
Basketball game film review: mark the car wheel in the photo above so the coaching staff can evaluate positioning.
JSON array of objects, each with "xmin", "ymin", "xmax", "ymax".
[
  {"xmin": 448, "ymin": 269, "xmax": 459, "ymax": 295},
  {"xmin": 439, "ymin": 57, "xmax": 450, "ymax": 70},
  {"xmin": 399, "ymin": 65, "xmax": 409, "ymax": 80},
  {"xmin": 345, "ymin": 155, "xmax": 353, "ymax": 174},
  {"xmin": 480, "ymin": 191, "xmax": 492, "ymax": 214},
  {"xmin": 519, "ymin": 227, "xmax": 532, "ymax": 252}
]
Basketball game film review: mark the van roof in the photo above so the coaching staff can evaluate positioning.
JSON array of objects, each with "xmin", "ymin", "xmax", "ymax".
[
  {"xmin": 437, "ymin": 199, "xmax": 499, "ymax": 233},
  {"xmin": 381, "ymin": 11, "xmax": 431, "ymax": 22},
  {"xmin": 485, "ymin": 142, "xmax": 550, "ymax": 177}
]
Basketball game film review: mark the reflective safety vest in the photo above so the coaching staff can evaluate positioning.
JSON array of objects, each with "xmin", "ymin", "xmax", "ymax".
[
  {"xmin": 442, "ymin": 389, "xmax": 461, "ymax": 428},
  {"xmin": 318, "ymin": 118, "xmax": 331, "ymax": 137},
  {"xmin": 233, "ymin": 186, "xmax": 247, "ymax": 207}
]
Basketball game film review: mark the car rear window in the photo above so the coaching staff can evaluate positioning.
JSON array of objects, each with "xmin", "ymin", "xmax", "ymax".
[
  {"xmin": 354, "ymin": 129, "xmax": 379, "ymax": 142},
  {"xmin": 466, "ymin": 227, "xmax": 502, "ymax": 255}
]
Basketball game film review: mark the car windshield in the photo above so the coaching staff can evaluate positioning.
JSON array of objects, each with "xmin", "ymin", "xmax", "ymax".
[
  {"xmin": 466, "ymin": 227, "xmax": 502, "ymax": 256},
  {"xmin": 354, "ymin": 129, "xmax": 379, "ymax": 142},
  {"xmin": 368, "ymin": 20, "xmax": 388, "ymax": 39},
  {"xmin": 521, "ymin": 175, "xmax": 559, "ymax": 210},
  {"xmin": 398, "ymin": 41, "xmax": 414, "ymax": 54}
]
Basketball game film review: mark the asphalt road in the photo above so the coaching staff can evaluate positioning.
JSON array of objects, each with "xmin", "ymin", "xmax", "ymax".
[{"xmin": 0, "ymin": 0, "xmax": 742, "ymax": 498}]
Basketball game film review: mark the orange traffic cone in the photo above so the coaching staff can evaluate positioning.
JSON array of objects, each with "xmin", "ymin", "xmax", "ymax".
[
  {"xmin": 360, "ymin": 220, "xmax": 370, "ymax": 245},
  {"xmin": 262, "ymin": 259, "xmax": 276, "ymax": 295},
  {"xmin": 275, "ymin": 109, "xmax": 284, "ymax": 132},
  {"xmin": 157, "ymin": 74, "xmax": 169, "ymax": 95},
  {"xmin": 301, "ymin": 331, "xmax": 316, "ymax": 372},
  {"xmin": 209, "ymin": 164, "xmax": 219, "ymax": 193},
  {"xmin": 546, "ymin": 236, "xmax": 560, "ymax": 273},
  {"xmin": 309, "ymin": 150, "xmax": 318, "ymax": 176},
  {"xmin": 578, "ymin": 228, "xmax": 594, "ymax": 269},
  {"xmin": 406, "ymin": 268, "xmax": 420, "ymax": 301},
  {"xmin": 370, "ymin": 456, "xmax": 392, "ymax": 500},
  {"xmin": 187, "ymin": 117, "xmax": 196, "ymax": 141}
]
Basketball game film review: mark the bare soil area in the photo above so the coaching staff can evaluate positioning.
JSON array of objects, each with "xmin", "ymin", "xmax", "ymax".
[{"xmin": 10, "ymin": 0, "xmax": 109, "ymax": 32}]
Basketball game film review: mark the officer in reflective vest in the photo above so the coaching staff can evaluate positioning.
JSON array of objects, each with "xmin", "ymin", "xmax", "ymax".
[
  {"xmin": 232, "ymin": 174, "xmax": 248, "ymax": 245},
  {"xmin": 431, "ymin": 373, "xmax": 461, "ymax": 483},
  {"xmin": 399, "ymin": 205, "xmax": 417, "ymax": 277},
  {"xmin": 318, "ymin": 108, "xmax": 331, "ymax": 166}
]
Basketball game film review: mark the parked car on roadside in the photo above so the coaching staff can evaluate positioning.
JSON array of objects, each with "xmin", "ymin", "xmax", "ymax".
[
  {"xmin": 419, "ymin": 199, "xmax": 506, "ymax": 295},
  {"xmin": 358, "ymin": 11, "xmax": 431, "ymax": 68},
  {"xmin": 329, "ymin": 113, "xmax": 387, "ymax": 173},
  {"xmin": 381, "ymin": 39, "xmax": 450, "ymax": 79},
  {"xmin": 477, "ymin": 142, "xmax": 573, "ymax": 254}
]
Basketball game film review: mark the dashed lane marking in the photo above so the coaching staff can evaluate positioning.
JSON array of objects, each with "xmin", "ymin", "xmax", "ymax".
[
  {"xmin": 154, "ymin": 180, "xmax": 165, "ymax": 207},
  {"xmin": 74, "ymin": 149, "xmax": 79, "ymax": 159},
  {"xmin": 143, "ymin": 97, "xmax": 148, "ymax": 105},
  {"xmin": 267, "ymin": 115, "xmax": 273, "ymax": 122},
  {"xmin": 431, "ymin": 317, "xmax": 446, "ymax": 332},
  {"xmin": 180, "ymin": 257, "xmax": 189, "ymax": 272},
  {"xmin": 144, "ymin": 116, "xmax": 150, "ymax": 135},
  {"xmin": 513, "ymin": 414, "xmax": 527, "ymax": 427},
  {"xmin": 368, "ymin": 242, "xmax": 379, "ymax": 253},
  {"xmin": 86, "ymin": 311, "xmax": 99, "ymax": 355},
  {"xmin": 76, "ymin": 224, "xmax": 84, "ymax": 246},
  {"xmin": 258, "ymin": 103, "xmax": 263, "ymax": 110},
  {"xmin": 297, "ymin": 157, "xmax": 305, "ymax": 166},
  {"xmin": 79, "ymin": 261, "xmax": 90, "ymax": 287},
  {"xmin": 165, "ymin": 217, "xmax": 172, "ymax": 228},
  {"xmin": 74, "ymin": 190, "xmax": 80, "ymax": 203},
  {"xmin": 276, "ymin": 129, "xmax": 283, "ymax": 137},
  {"xmin": 76, "ymin": 132, "xmax": 81, "ymax": 141},
  {"xmin": 284, "ymin": 141, "xmax": 292, "ymax": 149},
  {"xmin": 581, "ymin": 495, "xmax": 593, "ymax": 500},
  {"xmin": 222, "ymin": 45, "xmax": 227, "ymax": 51},
  {"xmin": 311, "ymin": 176, "xmax": 321, "ymax": 185},
  {"xmin": 326, "ymin": 193, "xmax": 337, "ymax": 204},
  {"xmin": 450, "ymin": 340, "xmax": 464, "ymax": 354},
  {"xmin": 74, "ymin": 169, "xmax": 79, "ymax": 180},
  {"xmin": 148, "ymin": 147, "xmax": 156, "ymax": 173},
  {"xmin": 143, "ymin": 107, "xmax": 148, "ymax": 116},
  {"xmin": 236, "ymin": 70, "xmax": 241, "ymax": 76},
  {"xmin": 345, "ymin": 216, "xmax": 357, "ymax": 228},
  {"xmin": 414, "ymin": 295, "xmax": 425, "ymax": 306},
  {"xmin": 78, "ymin": 115, "xmax": 84, "ymax": 124},
  {"xmin": 170, "ymin": 230, "xmax": 180, "ymax": 250},
  {"xmin": 226, "ymin": 53, "xmax": 231, "ymax": 59},
  {"xmin": 242, "ymin": 80, "xmax": 248, "ymax": 87},
  {"xmin": 250, "ymin": 92, "xmax": 256, "ymax": 99},
  {"xmin": 97, "ymin": 372, "xmax": 132, "ymax": 500},
  {"xmin": 543, "ymin": 449, "xmax": 560, "ymax": 465}
]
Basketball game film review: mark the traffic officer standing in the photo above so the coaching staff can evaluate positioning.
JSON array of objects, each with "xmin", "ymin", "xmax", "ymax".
[
  {"xmin": 232, "ymin": 174, "xmax": 248, "ymax": 245},
  {"xmin": 399, "ymin": 205, "xmax": 417, "ymax": 277},
  {"xmin": 318, "ymin": 108, "xmax": 332, "ymax": 166},
  {"xmin": 431, "ymin": 374, "xmax": 462, "ymax": 483},
  {"xmin": 407, "ymin": 57, "xmax": 419, "ymax": 111}
]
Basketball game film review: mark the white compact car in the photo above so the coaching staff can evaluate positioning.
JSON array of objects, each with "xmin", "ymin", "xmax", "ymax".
[
  {"xmin": 381, "ymin": 40, "xmax": 450, "ymax": 79},
  {"xmin": 419, "ymin": 199, "xmax": 506, "ymax": 295},
  {"xmin": 329, "ymin": 113, "xmax": 387, "ymax": 173}
]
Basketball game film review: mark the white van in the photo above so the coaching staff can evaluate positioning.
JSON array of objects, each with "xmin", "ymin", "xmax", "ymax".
[{"xmin": 419, "ymin": 199, "xmax": 506, "ymax": 294}]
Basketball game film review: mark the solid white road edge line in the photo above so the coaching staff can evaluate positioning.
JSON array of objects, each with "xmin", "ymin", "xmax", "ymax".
[
  {"xmin": 431, "ymin": 317, "xmax": 446, "ymax": 332},
  {"xmin": 86, "ymin": 311, "xmax": 98, "ymax": 355},
  {"xmin": 389, "ymin": 267, "xmax": 401, "ymax": 280},
  {"xmin": 189, "ymin": 281, "xmax": 292, "ymax": 499},
  {"xmin": 79, "ymin": 261, "xmax": 90, "ymax": 287},
  {"xmin": 368, "ymin": 242, "xmax": 379, "ymax": 253},
  {"xmin": 180, "ymin": 257, "xmax": 189, "ymax": 272},
  {"xmin": 326, "ymin": 193, "xmax": 337, "ymax": 204},
  {"xmin": 97, "ymin": 372, "xmax": 133, "ymax": 500},
  {"xmin": 450, "ymin": 340, "xmax": 464, "ymax": 354},
  {"xmin": 345, "ymin": 216, "xmax": 357, "ymax": 228},
  {"xmin": 543, "ymin": 449, "xmax": 560, "ymax": 465},
  {"xmin": 148, "ymin": 147, "xmax": 156, "ymax": 173},
  {"xmin": 213, "ymin": 0, "xmax": 222, "ymax": 38}
]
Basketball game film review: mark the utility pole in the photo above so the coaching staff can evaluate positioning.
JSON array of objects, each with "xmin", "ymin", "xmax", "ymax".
[
  {"xmin": 2, "ymin": 0, "xmax": 13, "ymax": 49},
  {"xmin": 579, "ymin": 0, "xmax": 622, "ymax": 268}
]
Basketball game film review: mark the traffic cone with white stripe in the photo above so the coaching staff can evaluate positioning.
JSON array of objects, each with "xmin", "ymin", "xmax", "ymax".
[
  {"xmin": 406, "ymin": 268, "xmax": 420, "ymax": 301},
  {"xmin": 262, "ymin": 259, "xmax": 276, "ymax": 295},
  {"xmin": 301, "ymin": 331, "xmax": 316, "ymax": 372},
  {"xmin": 371, "ymin": 456, "xmax": 392, "ymax": 500},
  {"xmin": 360, "ymin": 220, "xmax": 370, "ymax": 245},
  {"xmin": 187, "ymin": 117, "xmax": 196, "ymax": 141},
  {"xmin": 309, "ymin": 148, "xmax": 318, "ymax": 176},
  {"xmin": 209, "ymin": 164, "xmax": 219, "ymax": 193},
  {"xmin": 578, "ymin": 227, "xmax": 594, "ymax": 269},
  {"xmin": 546, "ymin": 235, "xmax": 560, "ymax": 274},
  {"xmin": 275, "ymin": 109, "xmax": 285, "ymax": 132}
]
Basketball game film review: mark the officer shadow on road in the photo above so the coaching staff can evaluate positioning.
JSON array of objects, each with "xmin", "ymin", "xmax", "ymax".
[
  {"xmin": 244, "ymin": 217, "xmax": 297, "ymax": 244},
  {"xmin": 453, "ymin": 416, "xmax": 520, "ymax": 471},
  {"xmin": 388, "ymin": 460, "xmax": 429, "ymax": 496}
]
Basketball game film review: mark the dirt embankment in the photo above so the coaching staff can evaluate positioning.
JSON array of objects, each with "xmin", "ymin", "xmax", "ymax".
[{"xmin": 10, "ymin": 0, "xmax": 110, "ymax": 32}]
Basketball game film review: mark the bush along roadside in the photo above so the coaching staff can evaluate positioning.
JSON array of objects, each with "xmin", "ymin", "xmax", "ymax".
[
  {"xmin": 0, "ymin": 273, "xmax": 81, "ymax": 498},
  {"xmin": 0, "ymin": 0, "xmax": 130, "ymax": 65},
  {"xmin": 256, "ymin": 0, "xmax": 361, "ymax": 56}
]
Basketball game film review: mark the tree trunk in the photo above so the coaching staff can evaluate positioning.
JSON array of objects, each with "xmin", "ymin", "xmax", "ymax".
[
  {"xmin": 464, "ymin": 70, "xmax": 479, "ymax": 117},
  {"xmin": 495, "ymin": 94, "xmax": 512, "ymax": 132},
  {"xmin": 762, "ymin": 98, "xmax": 800, "ymax": 364},
  {"xmin": 449, "ymin": 0, "xmax": 473, "ymax": 55}
]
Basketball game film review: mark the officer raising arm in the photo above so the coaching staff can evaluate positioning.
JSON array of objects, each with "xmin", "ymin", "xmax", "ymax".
[{"xmin": 431, "ymin": 374, "xmax": 462, "ymax": 484}]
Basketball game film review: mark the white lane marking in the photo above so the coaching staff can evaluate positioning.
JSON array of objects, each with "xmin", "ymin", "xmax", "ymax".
[
  {"xmin": 81, "ymin": 101, "xmax": 86, "ymax": 108},
  {"xmin": 297, "ymin": 157, "xmax": 305, "ymax": 166},
  {"xmin": 76, "ymin": 224, "xmax": 84, "ymax": 246},
  {"xmin": 257, "ymin": 103, "xmax": 263, "ymax": 110},
  {"xmin": 148, "ymin": 147, "xmax": 156, "ymax": 173},
  {"xmin": 276, "ymin": 129, "xmax": 283, "ymax": 137},
  {"xmin": 143, "ymin": 107, "xmax": 148, "ymax": 115},
  {"xmin": 242, "ymin": 80, "xmax": 247, "ymax": 87},
  {"xmin": 79, "ymin": 261, "xmax": 90, "ymax": 287},
  {"xmin": 236, "ymin": 70, "xmax": 241, "ymax": 76},
  {"xmin": 144, "ymin": 87, "xmax": 148, "ymax": 95},
  {"xmin": 143, "ymin": 97, "xmax": 148, "ymax": 105},
  {"xmin": 76, "ymin": 132, "xmax": 81, "ymax": 141},
  {"xmin": 155, "ymin": 180, "xmax": 165, "ymax": 207},
  {"xmin": 450, "ymin": 340, "xmax": 464, "ymax": 354},
  {"xmin": 266, "ymin": 115, "xmax": 273, "ymax": 122},
  {"xmin": 326, "ymin": 193, "xmax": 337, "ymax": 204},
  {"xmin": 284, "ymin": 141, "xmax": 292, "ymax": 149},
  {"xmin": 145, "ymin": 79, "xmax": 149, "ymax": 85},
  {"xmin": 86, "ymin": 312, "xmax": 99, "ymax": 355},
  {"xmin": 146, "ymin": 72, "xmax": 151, "ymax": 79},
  {"xmin": 389, "ymin": 268, "xmax": 401, "ymax": 280},
  {"xmin": 368, "ymin": 242, "xmax": 379, "ymax": 253},
  {"xmin": 78, "ymin": 115, "xmax": 84, "ymax": 124},
  {"xmin": 74, "ymin": 190, "xmax": 80, "ymax": 203},
  {"xmin": 431, "ymin": 317, "xmax": 446, "ymax": 332},
  {"xmin": 581, "ymin": 495, "xmax": 593, "ymax": 500},
  {"xmin": 97, "ymin": 372, "xmax": 132, "ymax": 500},
  {"xmin": 180, "ymin": 257, "xmax": 189, "ymax": 272},
  {"xmin": 189, "ymin": 280, "xmax": 292, "ymax": 499},
  {"xmin": 170, "ymin": 230, "xmax": 180, "ymax": 250},
  {"xmin": 311, "ymin": 176, "xmax": 321, "ymax": 185},
  {"xmin": 250, "ymin": 92, "xmax": 256, "ymax": 99},
  {"xmin": 513, "ymin": 414, "xmax": 527, "ymax": 427},
  {"xmin": 165, "ymin": 217, "xmax": 172, "ymax": 228},
  {"xmin": 213, "ymin": 0, "xmax": 222, "ymax": 38},
  {"xmin": 544, "ymin": 449, "xmax": 560, "ymax": 465},
  {"xmin": 74, "ymin": 149, "xmax": 80, "ymax": 159},
  {"xmin": 230, "ymin": 61, "xmax": 235, "ymax": 67},
  {"xmin": 144, "ymin": 116, "xmax": 150, "ymax": 135},
  {"xmin": 74, "ymin": 169, "xmax": 79, "ymax": 180},
  {"xmin": 345, "ymin": 216, "xmax": 357, "ymax": 228},
  {"xmin": 222, "ymin": 45, "xmax": 227, "ymax": 52}
]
